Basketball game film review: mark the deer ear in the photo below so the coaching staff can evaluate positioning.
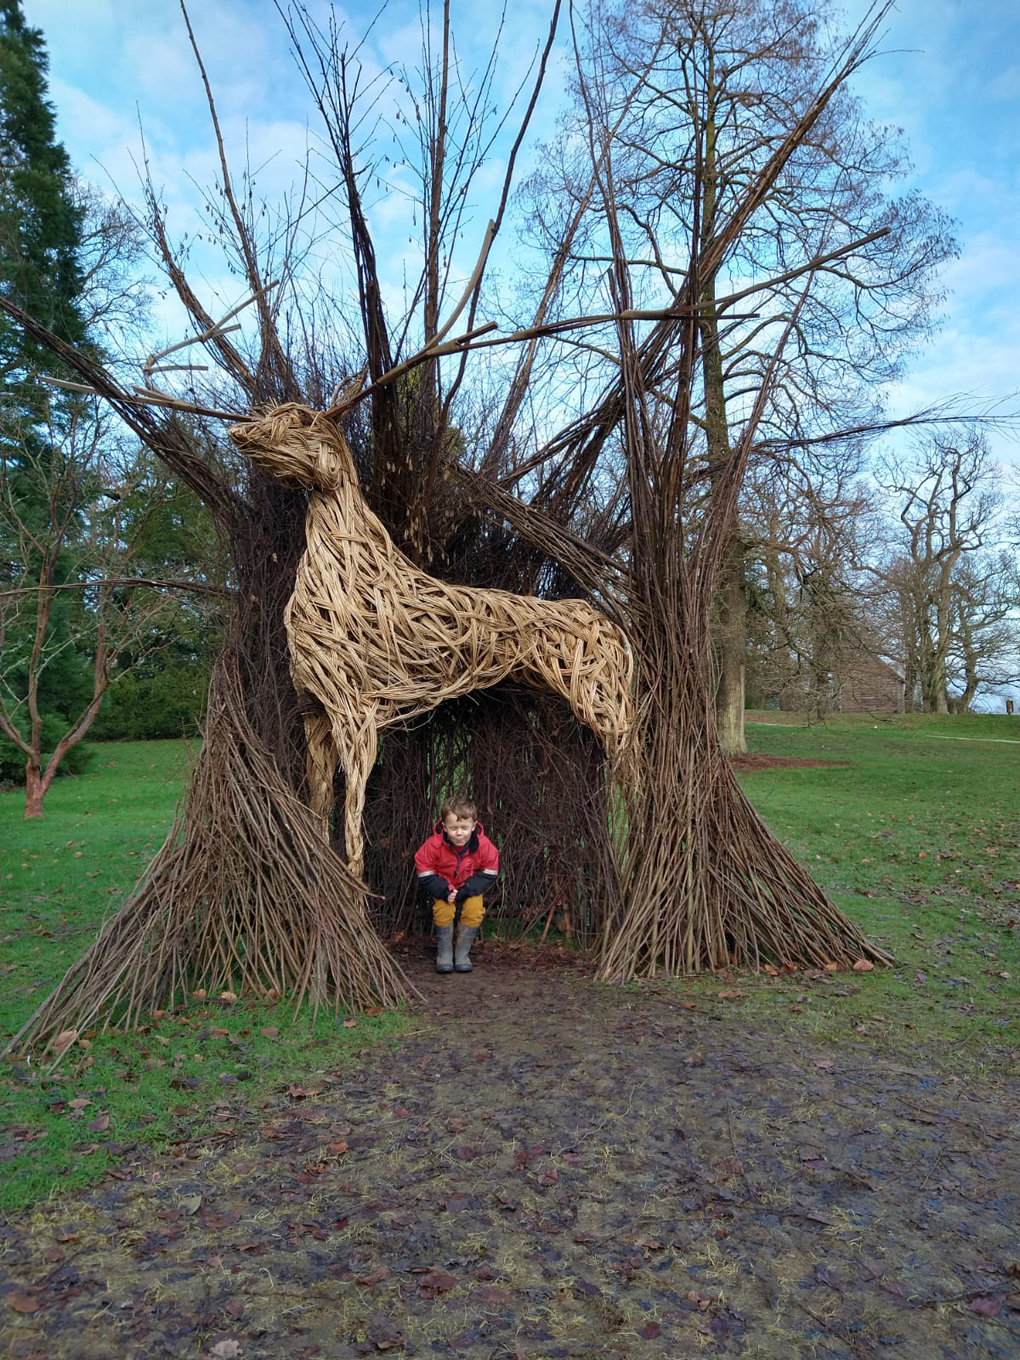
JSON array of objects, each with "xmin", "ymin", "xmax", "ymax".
[{"xmin": 308, "ymin": 420, "xmax": 355, "ymax": 491}]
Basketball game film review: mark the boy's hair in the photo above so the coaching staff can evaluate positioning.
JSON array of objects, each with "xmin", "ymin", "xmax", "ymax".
[{"xmin": 441, "ymin": 795, "xmax": 477, "ymax": 822}]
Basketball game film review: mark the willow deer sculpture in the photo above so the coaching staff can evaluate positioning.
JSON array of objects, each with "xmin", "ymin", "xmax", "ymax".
[{"xmin": 230, "ymin": 404, "xmax": 635, "ymax": 881}]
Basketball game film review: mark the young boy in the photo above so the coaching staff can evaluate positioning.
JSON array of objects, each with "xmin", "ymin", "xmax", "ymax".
[{"xmin": 414, "ymin": 797, "xmax": 499, "ymax": 974}]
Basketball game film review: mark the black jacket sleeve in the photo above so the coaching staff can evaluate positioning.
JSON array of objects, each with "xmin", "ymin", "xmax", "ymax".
[
  {"xmin": 455, "ymin": 868, "xmax": 499, "ymax": 903},
  {"xmin": 419, "ymin": 873, "xmax": 451, "ymax": 900}
]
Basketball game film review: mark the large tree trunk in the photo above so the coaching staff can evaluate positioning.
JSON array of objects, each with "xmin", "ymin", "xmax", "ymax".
[
  {"xmin": 715, "ymin": 534, "xmax": 748, "ymax": 753},
  {"xmin": 699, "ymin": 219, "xmax": 746, "ymax": 756},
  {"xmin": 24, "ymin": 764, "xmax": 44, "ymax": 819}
]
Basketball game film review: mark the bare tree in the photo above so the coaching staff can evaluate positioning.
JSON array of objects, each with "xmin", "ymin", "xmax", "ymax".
[
  {"xmin": 742, "ymin": 464, "xmax": 879, "ymax": 715},
  {"xmin": 873, "ymin": 433, "xmax": 1010, "ymax": 713},
  {"xmin": 523, "ymin": 0, "xmax": 955, "ymax": 752},
  {"xmin": 946, "ymin": 551, "xmax": 1018, "ymax": 710}
]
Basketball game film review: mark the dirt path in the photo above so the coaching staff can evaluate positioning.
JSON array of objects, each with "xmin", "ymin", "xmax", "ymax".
[{"xmin": 2, "ymin": 947, "xmax": 1019, "ymax": 1359}]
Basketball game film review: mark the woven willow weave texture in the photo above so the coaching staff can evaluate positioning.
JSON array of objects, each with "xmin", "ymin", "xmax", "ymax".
[{"xmin": 230, "ymin": 404, "xmax": 635, "ymax": 878}]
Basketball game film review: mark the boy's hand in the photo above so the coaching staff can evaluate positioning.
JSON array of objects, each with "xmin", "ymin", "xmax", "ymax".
[{"xmin": 446, "ymin": 888, "xmax": 457, "ymax": 903}]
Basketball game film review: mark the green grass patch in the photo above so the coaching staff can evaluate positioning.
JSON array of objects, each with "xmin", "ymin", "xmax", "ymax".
[
  {"xmin": 745, "ymin": 707, "xmax": 1020, "ymax": 741},
  {"xmin": 0, "ymin": 740, "xmax": 409, "ymax": 1212},
  {"xmin": 667, "ymin": 715, "xmax": 1020, "ymax": 1074}
]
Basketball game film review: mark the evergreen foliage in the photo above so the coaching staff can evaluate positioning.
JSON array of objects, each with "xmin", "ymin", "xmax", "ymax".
[{"xmin": 0, "ymin": 0, "xmax": 87, "ymax": 384}]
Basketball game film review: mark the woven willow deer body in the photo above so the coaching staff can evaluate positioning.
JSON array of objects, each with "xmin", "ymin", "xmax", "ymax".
[{"xmin": 230, "ymin": 404, "xmax": 634, "ymax": 879}]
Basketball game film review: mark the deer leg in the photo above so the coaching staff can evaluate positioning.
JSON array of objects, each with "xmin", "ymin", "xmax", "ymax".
[
  {"xmin": 334, "ymin": 708, "xmax": 379, "ymax": 881},
  {"xmin": 303, "ymin": 712, "xmax": 339, "ymax": 842}
]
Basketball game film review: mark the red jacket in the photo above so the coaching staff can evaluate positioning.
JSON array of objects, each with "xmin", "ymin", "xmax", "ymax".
[{"xmin": 414, "ymin": 821, "xmax": 499, "ymax": 897}]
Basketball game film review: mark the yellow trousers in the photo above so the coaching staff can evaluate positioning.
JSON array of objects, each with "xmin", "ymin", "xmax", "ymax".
[{"xmin": 432, "ymin": 895, "xmax": 485, "ymax": 928}]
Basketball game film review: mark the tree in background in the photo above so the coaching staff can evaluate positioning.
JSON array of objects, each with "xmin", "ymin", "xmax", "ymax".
[
  {"xmin": 873, "ymin": 434, "xmax": 1018, "ymax": 713},
  {"xmin": 0, "ymin": 402, "xmax": 206, "ymax": 811},
  {"xmin": 0, "ymin": 0, "xmax": 91, "ymax": 805},
  {"xmin": 90, "ymin": 455, "xmax": 222, "ymax": 742},
  {"xmin": 527, "ymin": 0, "xmax": 954, "ymax": 752},
  {"xmin": 0, "ymin": 0, "xmax": 86, "ymax": 380},
  {"xmin": 742, "ymin": 464, "xmax": 878, "ymax": 715},
  {"xmin": 0, "ymin": 0, "xmax": 188, "ymax": 809}
]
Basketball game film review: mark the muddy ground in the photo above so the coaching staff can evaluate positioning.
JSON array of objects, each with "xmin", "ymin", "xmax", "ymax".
[{"xmin": 2, "ymin": 946, "xmax": 1018, "ymax": 1360}]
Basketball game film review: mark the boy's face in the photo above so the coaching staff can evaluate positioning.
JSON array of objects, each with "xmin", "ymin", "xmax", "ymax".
[{"xmin": 443, "ymin": 813, "xmax": 475, "ymax": 848}]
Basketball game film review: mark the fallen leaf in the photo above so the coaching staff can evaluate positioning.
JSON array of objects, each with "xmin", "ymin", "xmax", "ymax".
[
  {"xmin": 357, "ymin": 1267, "xmax": 390, "ymax": 1288},
  {"xmin": 368, "ymin": 1319, "xmax": 406, "ymax": 1352},
  {"xmin": 219, "ymin": 991, "xmax": 238, "ymax": 1003},
  {"xmin": 640, "ymin": 1321, "xmax": 662, "ymax": 1339},
  {"xmin": 853, "ymin": 959, "xmax": 875, "ymax": 973},
  {"xmin": 419, "ymin": 1272, "xmax": 457, "ymax": 1293},
  {"xmin": 50, "ymin": 1029, "xmax": 78, "ymax": 1055},
  {"xmin": 208, "ymin": 1342, "xmax": 242, "ymax": 1359},
  {"xmin": 87, "ymin": 1113, "xmax": 110, "ymax": 1133},
  {"xmin": 969, "ymin": 1295, "xmax": 1003, "ymax": 1317},
  {"xmin": 716, "ymin": 989, "xmax": 742, "ymax": 1000},
  {"xmin": 260, "ymin": 1026, "xmax": 279, "ymax": 1038},
  {"xmin": 5, "ymin": 1290, "xmax": 41, "ymax": 1313},
  {"xmin": 342, "ymin": 1017, "xmax": 357, "ymax": 1028}
]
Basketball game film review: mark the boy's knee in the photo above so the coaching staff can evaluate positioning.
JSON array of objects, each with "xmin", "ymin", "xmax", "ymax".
[
  {"xmin": 433, "ymin": 898, "xmax": 456, "ymax": 928},
  {"xmin": 459, "ymin": 895, "xmax": 485, "ymax": 927}
]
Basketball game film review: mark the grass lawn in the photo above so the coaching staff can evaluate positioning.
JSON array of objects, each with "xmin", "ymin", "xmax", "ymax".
[
  {"xmin": 1, "ymin": 718, "xmax": 1018, "ymax": 1213},
  {"xmin": 677, "ymin": 713, "xmax": 1020, "ymax": 1074}
]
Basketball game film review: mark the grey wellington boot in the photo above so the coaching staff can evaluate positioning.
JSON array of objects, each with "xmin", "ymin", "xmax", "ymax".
[
  {"xmin": 435, "ymin": 925, "xmax": 454, "ymax": 974},
  {"xmin": 454, "ymin": 925, "xmax": 479, "ymax": 973}
]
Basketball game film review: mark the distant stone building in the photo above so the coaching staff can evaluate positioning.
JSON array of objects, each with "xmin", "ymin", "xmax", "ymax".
[
  {"xmin": 833, "ymin": 654, "xmax": 905, "ymax": 714},
  {"xmin": 756, "ymin": 651, "xmax": 906, "ymax": 715}
]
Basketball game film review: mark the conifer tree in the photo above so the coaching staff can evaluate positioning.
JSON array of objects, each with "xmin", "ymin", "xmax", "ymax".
[
  {"xmin": 0, "ymin": 0, "xmax": 87, "ymax": 386},
  {"xmin": 0, "ymin": 0, "xmax": 101, "ymax": 803}
]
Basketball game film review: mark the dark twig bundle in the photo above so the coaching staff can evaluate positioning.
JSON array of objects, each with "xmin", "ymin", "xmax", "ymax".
[{"xmin": 8, "ymin": 652, "xmax": 415, "ymax": 1062}]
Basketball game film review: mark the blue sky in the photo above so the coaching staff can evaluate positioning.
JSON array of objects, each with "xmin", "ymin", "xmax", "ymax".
[{"xmin": 21, "ymin": 0, "xmax": 1020, "ymax": 474}]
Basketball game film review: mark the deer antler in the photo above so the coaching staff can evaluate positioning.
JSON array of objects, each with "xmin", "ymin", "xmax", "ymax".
[{"xmin": 39, "ymin": 286, "xmax": 280, "ymax": 420}]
